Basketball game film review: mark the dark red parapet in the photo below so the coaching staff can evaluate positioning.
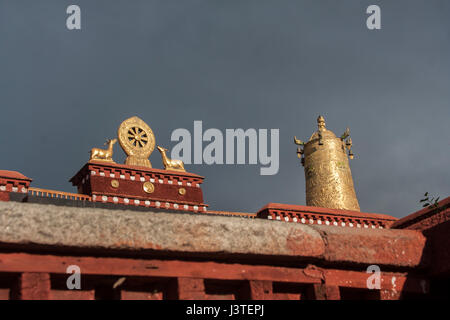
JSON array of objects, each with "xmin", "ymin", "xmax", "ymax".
[
  {"xmin": 392, "ymin": 197, "xmax": 450, "ymax": 279},
  {"xmin": 391, "ymin": 196, "xmax": 450, "ymax": 231},
  {"xmin": 257, "ymin": 202, "xmax": 398, "ymax": 229},
  {"xmin": 70, "ymin": 161, "xmax": 208, "ymax": 213},
  {"xmin": 0, "ymin": 170, "xmax": 32, "ymax": 202}
]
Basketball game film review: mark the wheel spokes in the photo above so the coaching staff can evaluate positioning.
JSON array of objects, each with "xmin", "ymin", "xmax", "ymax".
[{"xmin": 126, "ymin": 127, "xmax": 150, "ymax": 148}]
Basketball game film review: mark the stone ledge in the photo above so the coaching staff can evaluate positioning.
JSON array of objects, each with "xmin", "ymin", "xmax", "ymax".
[
  {"xmin": 0, "ymin": 201, "xmax": 324, "ymax": 258},
  {"xmin": 310, "ymin": 225, "xmax": 426, "ymax": 267},
  {"xmin": 0, "ymin": 201, "xmax": 426, "ymax": 268}
]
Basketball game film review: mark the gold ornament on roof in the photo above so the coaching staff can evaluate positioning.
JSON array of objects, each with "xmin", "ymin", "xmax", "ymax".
[
  {"xmin": 118, "ymin": 116, "xmax": 155, "ymax": 168},
  {"xmin": 89, "ymin": 138, "xmax": 117, "ymax": 163},
  {"xmin": 294, "ymin": 115, "xmax": 360, "ymax": 211},
  {"xmin": 157, "ymin": 146, "xmax": 186, "ymax": 172},
  {"xmin": 143, "ymin": 181, "xmax": 155, "ymax": 193},
  {"xmin": 111, "ymin": 179, "xmax": 119, "ymax": 188}
]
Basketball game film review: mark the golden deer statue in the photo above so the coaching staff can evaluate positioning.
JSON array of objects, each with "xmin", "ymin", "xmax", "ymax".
[
  {"xmin": 90, "ymin": 138, "xmax": 117, "ymax": 162},
  {"xmin": 157, "ymin": 146, "xmax": 185, "ymax": 172}
]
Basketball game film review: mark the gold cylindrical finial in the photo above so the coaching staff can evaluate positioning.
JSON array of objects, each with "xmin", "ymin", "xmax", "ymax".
[{"xmin": 294, "ymin": 116, "xmax": 360, "ymax": 211}]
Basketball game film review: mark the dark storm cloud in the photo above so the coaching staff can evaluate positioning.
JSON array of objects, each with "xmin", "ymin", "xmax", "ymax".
[{"xmin": 0, "ymin": 0, "xmax": 448, "ymax": 217}]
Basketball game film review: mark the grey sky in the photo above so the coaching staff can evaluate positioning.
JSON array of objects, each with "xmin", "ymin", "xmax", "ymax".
[{"xmin": 0, "ymin": 1, "xmax": 449, "ymax": 218}]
